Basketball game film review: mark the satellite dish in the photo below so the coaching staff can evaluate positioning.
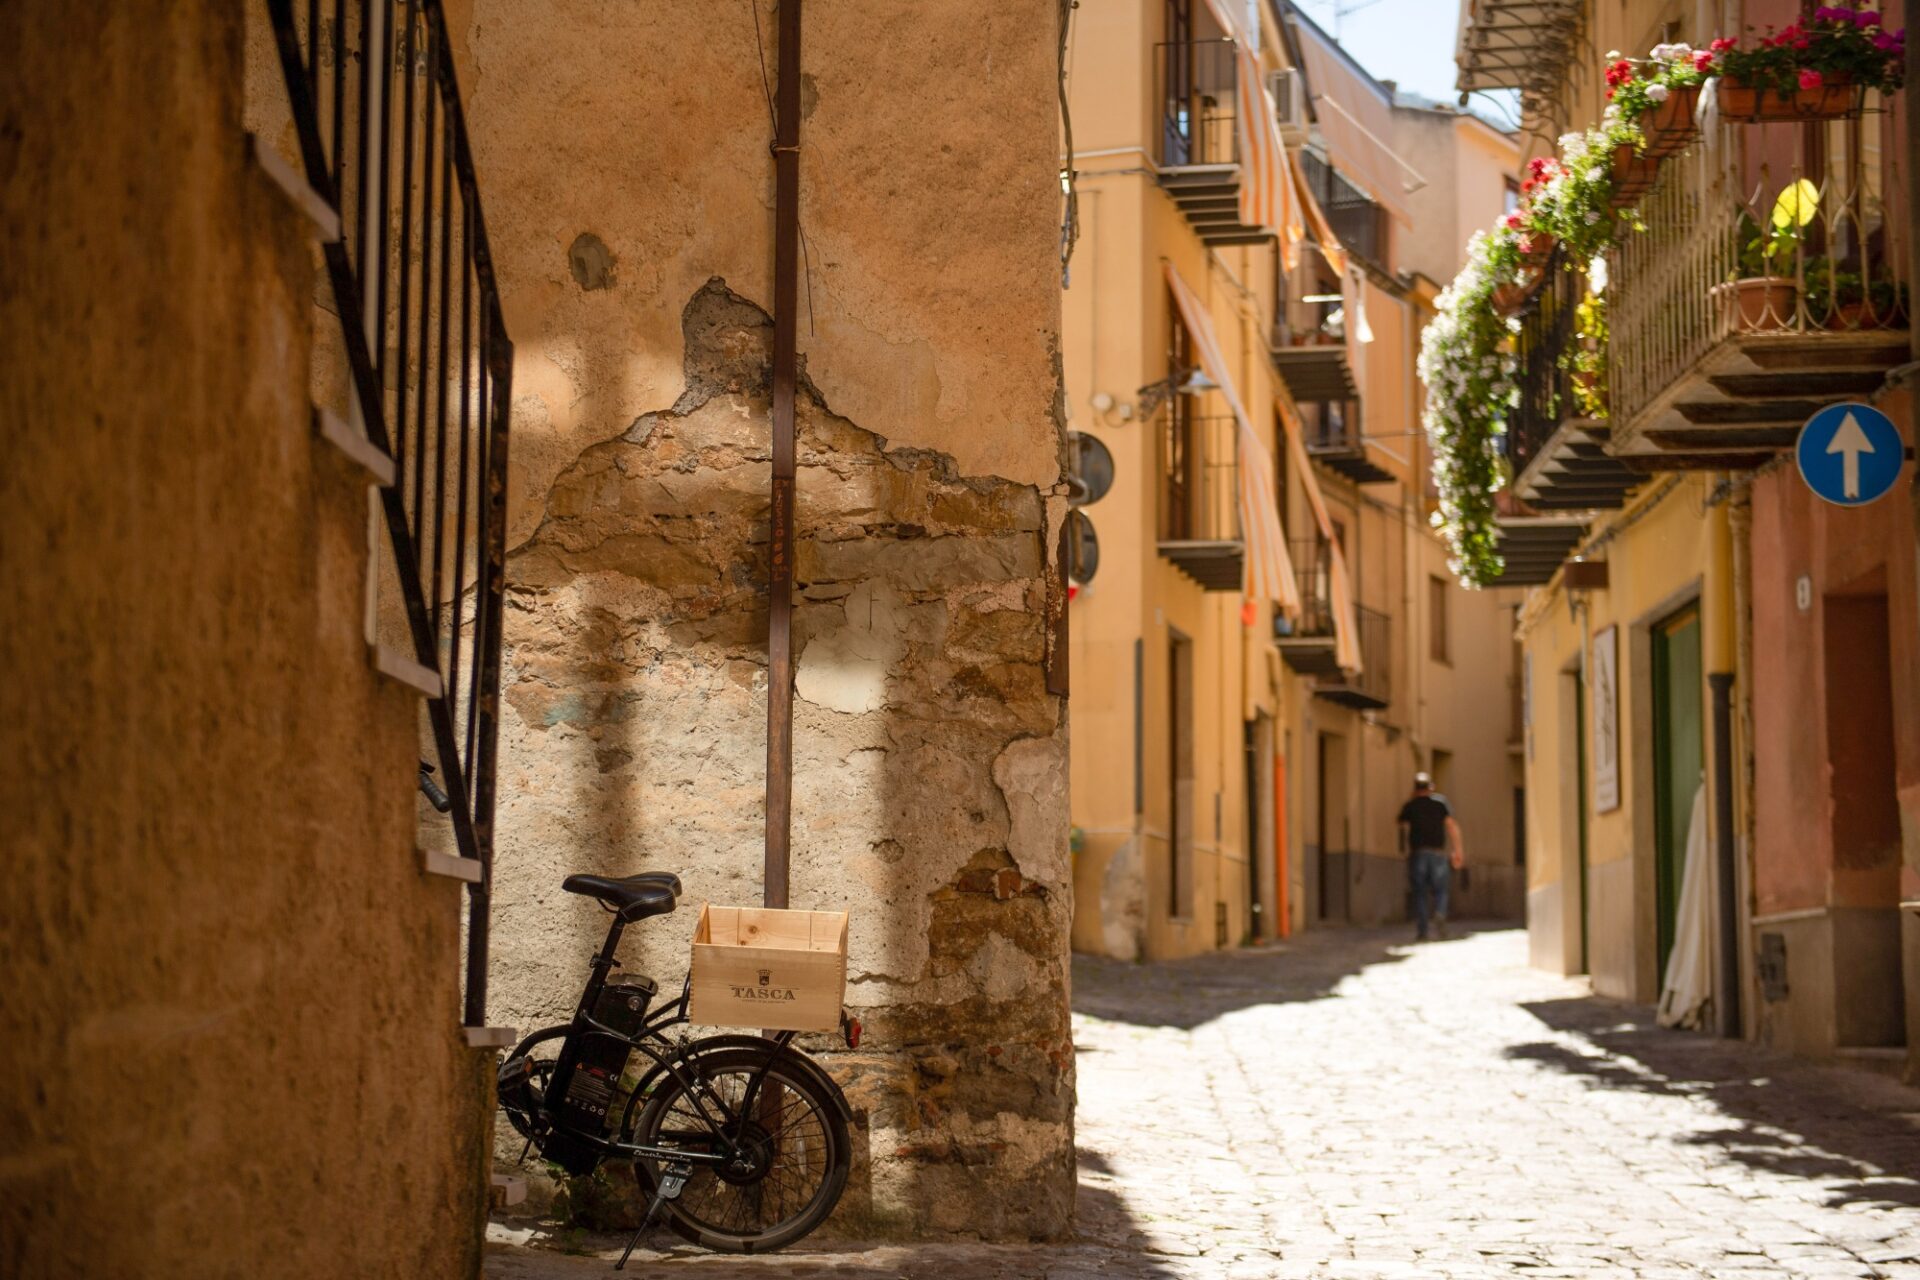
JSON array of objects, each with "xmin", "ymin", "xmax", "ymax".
[
  {"xmin": 1067, "ymin": 431, "xmax": 1114, "ymax": 507},
  {"xmin": 1067, "ymin": 509, "xmax": 1100, "ymax": 584}
]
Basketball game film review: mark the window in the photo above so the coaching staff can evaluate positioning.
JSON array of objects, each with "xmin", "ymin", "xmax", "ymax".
[
  {"xmin": 1274, "ymin": 409, "xmax": 1290, "ymax": 534},
  {"xmin": 1429, "ymin": 575, "xmax": 1450, "ymax": 664},
  {"xmin": 1503, "ymin": 176, "xmax": 1522, "ymax": 216},
  {"xmin": 1161, "ymin": 297, "xmax": 1199, "ymax": 540}
]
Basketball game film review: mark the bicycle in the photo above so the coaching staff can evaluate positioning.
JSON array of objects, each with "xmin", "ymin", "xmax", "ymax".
[{"xmin": 492, "ymin": 869, "xmax": 857, "ymax": 1264}]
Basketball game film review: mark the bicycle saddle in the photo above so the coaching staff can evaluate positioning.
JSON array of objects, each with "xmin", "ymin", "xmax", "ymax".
[{"xmin": 561, "ymin": 871, "xmax": 682, "ymax": 922}]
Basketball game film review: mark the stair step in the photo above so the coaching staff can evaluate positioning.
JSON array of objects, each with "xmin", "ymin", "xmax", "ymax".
[
  {"xmin": 489, "ymin": 1174, "xmax": 527, "ymax": 1209},
  {"xmin": 248, "ymin": 132, "xmax": 341, "ymax": 242},
  {"xmin": 372, "ymin": 644, "xmax": 442, "ymax": 697},
  {"xmin": 314, "ymin": 406, "xmax": 396, "ymax": 486},
  {"xmin": 464, "ymin": 1026, "xmax": 518, "ymax": 1050},
  {"xmin": 423, "ymin": 849, "xmax": 482, "ymax": 883}
]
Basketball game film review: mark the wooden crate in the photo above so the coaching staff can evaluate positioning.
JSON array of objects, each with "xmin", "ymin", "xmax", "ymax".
[{"xmin": 688, "ymin": 904, "xmax": 849, "ymax": 1032}]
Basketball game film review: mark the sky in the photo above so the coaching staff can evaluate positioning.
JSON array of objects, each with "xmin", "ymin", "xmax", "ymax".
[{"xmin": 1291, "ymin": 0, "xmax": 1521, "ymax": 129}]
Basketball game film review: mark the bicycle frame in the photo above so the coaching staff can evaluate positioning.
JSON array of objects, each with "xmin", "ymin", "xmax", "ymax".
[{"xmin": 515, "ymin": 908, "xmax": 798, "ymax": 1169}]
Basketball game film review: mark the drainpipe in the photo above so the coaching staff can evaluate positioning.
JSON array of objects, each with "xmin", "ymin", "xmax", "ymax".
[{"xmin": 1705, "ymin": 482, "xmax": 1740, "ymax": 1039}]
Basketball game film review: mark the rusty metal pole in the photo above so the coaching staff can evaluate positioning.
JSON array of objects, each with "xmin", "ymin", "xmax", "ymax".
[{"xmin": 765, "ymin": 0, "xmax": 801, "ymax": 911}]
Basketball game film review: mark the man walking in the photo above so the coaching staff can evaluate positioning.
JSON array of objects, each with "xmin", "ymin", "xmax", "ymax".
[{"xmin": 1397, "ymin": 771, "xmax": 1464, "ymax": 941}]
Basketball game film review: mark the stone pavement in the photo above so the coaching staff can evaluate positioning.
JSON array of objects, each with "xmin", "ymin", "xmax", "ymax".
[{"xmin": 486, "ymin": 926, "xmax": 1920, "ymax": 1279}]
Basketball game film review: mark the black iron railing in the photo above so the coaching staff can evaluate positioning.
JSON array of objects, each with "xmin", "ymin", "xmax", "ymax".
[
  {"xmin": 1299, "ymin": 151, "xmax": 1389, "ymax": 274},
  {"xmin": 1505, "ymin": 243, "xmax": 1578, "ymax": 480},
  {"xmin": 1347, "ymin": 604, "xmax": 1391, "ymax": 702},
  {"xmin": 1159, "ymin": 412, "xmax": 1242, "ymax": 542},
  {"xmin": 1283, "ymin": 537, "xmax": 1337, "ymax": 637},
  {"xmin": 268, "ymin": 0, "xmax": 512, "ymax": 1027},
  {"xmin": 1156, "ymin": 38, "xmax": 1240, "ymax": 168},
  {"xmin": 1300, "ymin": 399, "xmax": 1363, "ymax": 454}
]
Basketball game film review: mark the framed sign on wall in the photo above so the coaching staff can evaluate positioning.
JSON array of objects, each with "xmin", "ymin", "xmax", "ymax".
[{"xmin": 1592, "ymin": 625, "xmax": 1620, "ymax": 813}]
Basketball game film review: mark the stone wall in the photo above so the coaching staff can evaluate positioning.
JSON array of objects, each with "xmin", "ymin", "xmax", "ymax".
[
  {"xmin": 0, "ymin": 3, "xmax": 489, "ymax": 1274},
  {"xmin": 462, "ymin": 0, "xmax": 1075, "ymax": 1238}
]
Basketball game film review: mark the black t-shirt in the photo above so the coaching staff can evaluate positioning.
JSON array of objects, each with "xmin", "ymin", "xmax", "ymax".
[{"xmin": 1398, "ymin": 793, "xmax": 1451, "ymax": 852}]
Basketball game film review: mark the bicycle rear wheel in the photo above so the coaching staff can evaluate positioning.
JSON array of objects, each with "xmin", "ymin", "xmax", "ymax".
[{"xmin": 631, "ymin": 1045, "xmax": 850, "ymax": 1253}]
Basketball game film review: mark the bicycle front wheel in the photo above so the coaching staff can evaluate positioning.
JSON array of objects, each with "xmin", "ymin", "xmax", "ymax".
[{"xmin": 632, "ymin": 1045, "xmax": 850, "ymax": 1253}]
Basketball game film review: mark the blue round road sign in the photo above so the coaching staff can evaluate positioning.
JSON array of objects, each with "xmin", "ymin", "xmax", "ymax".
[{"xmin": 1795, "ymin": 402, "xmax": 1906, "ymax": 507}]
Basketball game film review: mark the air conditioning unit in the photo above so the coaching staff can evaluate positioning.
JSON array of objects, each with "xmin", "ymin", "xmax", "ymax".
[{"xmin": 1267, "ymin": 68, "xmax": 1309, "ymax": 145}]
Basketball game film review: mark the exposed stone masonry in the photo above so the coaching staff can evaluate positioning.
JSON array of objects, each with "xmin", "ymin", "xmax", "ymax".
[{"xmin": 492, "ymin": 280, "xmax": 1073, "ymax": 1238}]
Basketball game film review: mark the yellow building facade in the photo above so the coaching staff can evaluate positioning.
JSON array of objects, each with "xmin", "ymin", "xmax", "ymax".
[
  {"xmin": 1065, "ymin": 0, "xmax": 1525, "ymax": 960},
  {"xmin": 1460, "ymin": 0, "xmax": 1920, "ymax": 1071}
]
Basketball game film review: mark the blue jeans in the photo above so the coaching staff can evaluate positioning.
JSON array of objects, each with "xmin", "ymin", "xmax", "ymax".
[{"xmin": 1410, "ymin": 849, "xmax": 1452, "ymax": 938}]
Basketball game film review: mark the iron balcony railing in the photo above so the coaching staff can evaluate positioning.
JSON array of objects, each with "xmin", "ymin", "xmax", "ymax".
[
  {"xmin": 1159, "ymin": 412, "xmax": 1243, "ymax": 543},
  {"xmin": 1299, "ymin": 150, "xmax": 1390, "ymax": 275},
  {"xmin": 1156, "ymin": 38, "xmax": 1241, "ymax": 168},
  {"xmin": 1609, "ymin": 115, "xmax": 1911, "ymax": 432},
  {"xmin": 1324, "ymin": 604, "xmax": 1391, "ymax": 707},
  {"xmin": 268, "ymin": 0, "xmax": 513, "ymax": 1027},
  {"xmin": 1300, "ymin": 398, "xmax": 1364, "ymax": 455},
  {"xmin": 1505, "ymin": 242, "xmax": 1580, "ymax": 478},
  {"xmin": 1282, "ymin": 537, "xmax": 1337, "ymax": 637}
]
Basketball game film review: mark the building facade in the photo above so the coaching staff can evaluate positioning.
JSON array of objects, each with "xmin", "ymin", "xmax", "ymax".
[
  {"xmin": 1456, "ymin": 0, "xmax": 1920, "ymax": 1074},
  {"xmin": 1064, "ymin": 0, "xmax": 1525, "ymax": 962}
]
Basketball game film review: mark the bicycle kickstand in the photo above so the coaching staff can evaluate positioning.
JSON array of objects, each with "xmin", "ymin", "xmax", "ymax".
[{"xmin": 613, "ymin": 1160, "xmax": 692, "ymax": 1272}]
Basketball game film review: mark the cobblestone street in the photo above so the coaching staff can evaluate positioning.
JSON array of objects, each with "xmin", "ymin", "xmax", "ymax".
[{"xmin": 488, "ymin": 927, "xmax": 1920, "ymax": 1279}]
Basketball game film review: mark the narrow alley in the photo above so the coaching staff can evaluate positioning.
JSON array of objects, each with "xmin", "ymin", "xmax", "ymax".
[{"xmin": 490, "ymin": 928, "xmax": 1920, "ymax": 1279}]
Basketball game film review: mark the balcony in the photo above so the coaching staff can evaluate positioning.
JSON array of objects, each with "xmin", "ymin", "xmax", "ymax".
[
  {"xmin": 1274, "ymin": 537, "xmax": 1341, "ymax": 674},
  {"xmin": 1300, "ymin": 399, "xmax": 1393, "ymax": 484},
  {"xmin": 1300, "ymin": 150, "xmax": 1391, "ymax": 277},
  {"xmin": 1505, "ymin": 245, "xmax": 1639, "ymax": 515},
  {"xmin": 1155, "ymin": 38, "xmax": 1270, "ymax": 246},
  {"xmin": 1607, "ymin": 121, "xmax": 1910, "ymax": 470},
  {"xmin": 1313, "ymin": 604, "xmax": 1390, "ymax": 710},
  {"xmin": 1157, "ymin": 412, "xmax": 1243, "ymax": 590}
]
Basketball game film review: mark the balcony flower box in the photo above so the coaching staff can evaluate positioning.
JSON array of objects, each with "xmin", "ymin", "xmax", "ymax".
[
  {"xmin": 1491, "ymin": 273, "xmax": 1545, "ymax": 316},
  {"xmin": 1519, "ymin": 233, "xmax": 1557, "ymax": 269},
  {"xmin": 1718, "ymin": 74, "xmax": 1860, "ymax": 122},
  {"xmin": 1710, "ymin": 276, "xmax": 1796, "ymax": 332},
  {"xmin": 1608, "ymin": 144, "xmax": 1660, "ymax": 208},
  {"xmin": 1641, "ymin": 83, "xmax": 1702, "ymax": 157}
]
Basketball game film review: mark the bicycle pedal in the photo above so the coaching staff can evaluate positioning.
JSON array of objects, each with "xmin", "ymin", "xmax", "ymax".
[{"xmin": 658, "ymin": 1161, "xmax": 693, "ymax": 1200}]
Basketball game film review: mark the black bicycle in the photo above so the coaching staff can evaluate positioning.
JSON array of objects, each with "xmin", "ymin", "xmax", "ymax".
[{"xmin": 494, "ymin": 869, "xmax": 855, "ymax": 1264}]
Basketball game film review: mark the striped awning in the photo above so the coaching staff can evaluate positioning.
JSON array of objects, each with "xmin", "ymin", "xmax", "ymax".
[
  {"xmin": 1200, "ymin": 0, "xmax": 1307, "ymax": 270},
  {"xmin": 1163, "ymin": 262, "xmax": 1300, "ymax": 614},
  {"xmin": 1274, "ymin": 392, "xmax": 1364, "ymax": 674}
]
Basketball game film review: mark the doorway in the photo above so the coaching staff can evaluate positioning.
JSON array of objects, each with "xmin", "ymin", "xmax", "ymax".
[
  {"xmin": 1169, "ymin": 631, "xmax": 1194, "ymax": 921},
  {"xmin": 1573, "ymin": 667, "xmax": 1590, "ymax": 974},
  {"xmin": 1317, "ymin": 732, "xmax": 1349, "ymax": 922},
  {"xmin": 1822, "ymin": 588, "xmax": 1905, "ymax": 1046},
  {"xmin": 1651, "ymin": 605, "xmax": 1704, "ymax": 987}
]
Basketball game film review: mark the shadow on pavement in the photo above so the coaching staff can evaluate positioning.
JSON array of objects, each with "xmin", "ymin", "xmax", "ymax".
[
  {"xmin": 1071, "ymin": 923, "xmax": 1508, "ymax": 1031},
  {"xmin": 1510, "ymin": 995, "xmax": 1920, "ymax": 1213}
]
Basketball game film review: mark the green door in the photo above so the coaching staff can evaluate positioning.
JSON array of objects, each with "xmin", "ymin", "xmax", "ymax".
[
  {"xmin": 1652, "ymin": 607, "xmax": 1704, "ymax": 986},
  {"xmin": 1574, "ymin": 669, "xmax": 1589, "ymax": 975}
]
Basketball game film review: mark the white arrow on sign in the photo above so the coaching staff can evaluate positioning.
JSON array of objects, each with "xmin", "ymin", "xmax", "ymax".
[{"xmin": 1825, "ymin": 411, "xmax": 1876, "ymax": 499}]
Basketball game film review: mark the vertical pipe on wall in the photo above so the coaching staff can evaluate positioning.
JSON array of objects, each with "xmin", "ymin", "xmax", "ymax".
[
  {"xmin": 1705, "ymin": 487, "xmax": 1740, "ymax": 1038},
  {"xmin": 765, "ymin": 0, "xmax": 802, "ymax": 910}
]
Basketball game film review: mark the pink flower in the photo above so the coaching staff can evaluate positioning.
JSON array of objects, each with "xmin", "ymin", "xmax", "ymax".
[
  {"xmin": 1799, "ymin": 68, "xmax": 1825, "ymax": 90},
  {"xmin": 1856, "ymin": 11, "xmax": 1883, "ymax": 27},
  {"xmin": 1503, "ymin": 213, "xmax": 1523, "ymax": 230},
  {"xmin": 1874, "ymin": 30, "xmax": 1900, "ymax": 50},
  {"xmin": 1694, "ymin": 50, "xmax": 1715, "ymax": 71}
]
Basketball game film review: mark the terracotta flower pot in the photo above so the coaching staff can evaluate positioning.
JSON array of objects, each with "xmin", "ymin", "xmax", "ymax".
[
  {"xmin": 1710, "ymin": 276, "xmax": 1796, "ymax": 332},
  {"xmin": 1607, "ymin": 143, "xmax": 1660, "ymax": 209},
  {"xmin": 1519, "ymin": 233, "xmax": 1557, "ymax": 268},
  {"xmin": 1641, "ymin": 84, "xmax": 1701, "ymax": 158},
  {"xmin": 1824, "ymin": 301, "xmax": 1899, "ymax": 332},
  {"xmin": 1717, "ymin": 75, "xmax": 1859, "ymax": 123},
  {"xmin": 1491, "ymin": 273, "xmax": 1544, "ymax": 315}
]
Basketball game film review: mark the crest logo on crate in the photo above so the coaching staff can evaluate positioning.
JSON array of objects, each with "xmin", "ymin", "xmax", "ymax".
[{"xmin": 758, "ymin": 969, "xmax": 772, "ymax": 987}]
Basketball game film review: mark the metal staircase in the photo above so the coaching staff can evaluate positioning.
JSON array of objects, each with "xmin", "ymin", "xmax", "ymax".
[{"xmin": 265, "ymin": 0, "xmax": 512, "ymax": 1032}]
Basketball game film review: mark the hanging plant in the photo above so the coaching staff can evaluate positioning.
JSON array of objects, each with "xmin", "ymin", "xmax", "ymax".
[
  {"xmin": 1418, "ymin": 228, "xmax": 1519, "ymax": 587},
  {"xmin": 1717, "ymin": 8, "xmax": 1905, "ymax": 120},
  {"xmin": 1563, "ymin": 291, "xmax": 1608, "ymax": 420}
]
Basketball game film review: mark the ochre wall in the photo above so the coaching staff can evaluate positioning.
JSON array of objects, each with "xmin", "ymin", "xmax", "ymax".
[
  {"xmin": 459, "ymin": 0, "xmax": 1073, "ymax": 1237},
  {"xmin": 0, "ymin": 4, "xmax": 488, "ymax": 1274},
  {"xmin": 1521, "ymin": 478, "xmax": 1716, "ymax": 1001}
]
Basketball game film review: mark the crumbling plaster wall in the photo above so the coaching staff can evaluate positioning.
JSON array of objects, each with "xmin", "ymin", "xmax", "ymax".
[{"xmin": 457, "ymin": 0, "xmax": 1075, "ymax": 1237}]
